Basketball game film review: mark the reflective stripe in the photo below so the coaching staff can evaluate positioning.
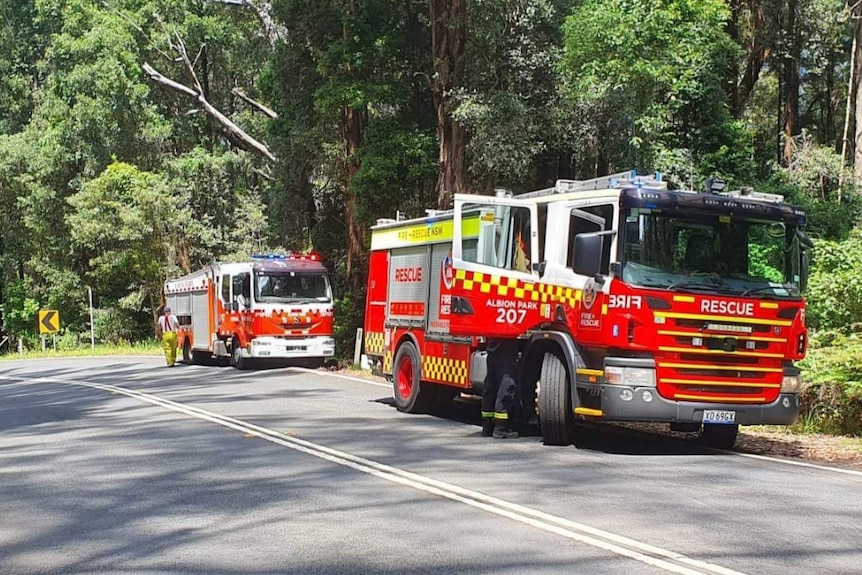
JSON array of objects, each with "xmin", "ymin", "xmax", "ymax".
[
  {"xmin": 494, "ymin": 412, "xmax": 509, "ymax": 420},
  {"xmin": 481, "ymin": 411, "xmax": 495, "ymax": 418}
]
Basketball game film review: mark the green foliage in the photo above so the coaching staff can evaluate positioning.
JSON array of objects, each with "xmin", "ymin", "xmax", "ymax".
[
  {"xmin": 351, "ymin": 118, "xmax": 437, "ymax": 222},
  {"xmin": 458, "ymin": 0, "xmax": 563, "ymax": 189},
  {"xmin": 0, "ymin": 280, "xmax": 39, "ymax": 337},
  {"xmin": 562, "ymin": 0, "xmax": 739, "ymax": 172},
  {"xmin": 66, "ymin": 161, "xmax": 178, "ymax": 314},
  {"xmin": 798, "ymin": 332, "xmax": 862, "ymax": 436},
  {"xmin": 748, "ymin": 243, "xmax": 783, "ymax": 283},
  {"xmin": 93, "ymin": 306, "xmax": 153, "ymax": 345},
  {"xmin": 333, "ymin": 289, "xmax": 366, "ymax": 365},
  {"xmin": 804, "ymin": 231, "xmax": 862, "ymax": 331}
]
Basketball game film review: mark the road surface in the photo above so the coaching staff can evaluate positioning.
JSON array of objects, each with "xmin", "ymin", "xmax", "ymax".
[{"xmin": 1, "ymin": 357, "xmax": 860, "ymax": 575}]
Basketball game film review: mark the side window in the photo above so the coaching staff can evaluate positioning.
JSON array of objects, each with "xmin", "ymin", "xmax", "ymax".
[
  {"xmin": 232, "ymin": 273, "xmax": 251, "ymax": 302},
  {"xmin": 221, "ymin": 275, "xmax": 231, "ymax": 302},
  {"xmin": 568, "ymin": 204, "xmax": 615, "ymax": 274},
  {"xmin": 462, "ymin": 203, "xmax": 533, "ymax": 273}
]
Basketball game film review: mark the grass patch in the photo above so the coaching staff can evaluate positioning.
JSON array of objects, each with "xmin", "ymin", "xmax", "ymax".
[{"xmin": 1, "ymin": 341, "xmax": 162, "ymax": 360}]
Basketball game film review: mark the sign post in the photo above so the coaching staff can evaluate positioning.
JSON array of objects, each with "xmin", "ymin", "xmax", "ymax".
[{"xmin": 88, "ymin": 287, "xmax": 95, "ymax": 349}]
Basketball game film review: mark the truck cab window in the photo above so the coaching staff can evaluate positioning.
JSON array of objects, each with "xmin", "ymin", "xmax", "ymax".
[
  {"xmin": 568, "ymin": 204, "xmax": 614, "ymax": 274},
  {"xmin": 221, "ymin": 275, "xmax": 231, "ymax": 302},
  {"xmin": 462, "ymin": 203, "xmax": 532, "ymax": 273},
  {"xmin": 233, "ymin": 273, "xmax": 251, "ymax": 305}
]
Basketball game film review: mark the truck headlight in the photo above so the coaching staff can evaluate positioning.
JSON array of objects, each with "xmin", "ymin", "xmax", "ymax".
[
  {"xmin": 781, "ymin": 375, "xmax": 802, "ymax": 393},
  {"xmin": 604, "ymin": 366, "xmax": 655, "ymax": 387}
]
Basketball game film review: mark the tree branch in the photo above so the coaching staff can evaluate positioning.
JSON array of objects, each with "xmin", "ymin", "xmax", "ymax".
[
  {"xmin": 204, "ymin": 0, "xmax": 285, "ymax": 47},
  {"xmin": 142, "ymin": 62, "xmax": 276, "ymax": 162},
  {"xmin": 232, "ymin": 88, "xmax": 278, "ymax": 119}
]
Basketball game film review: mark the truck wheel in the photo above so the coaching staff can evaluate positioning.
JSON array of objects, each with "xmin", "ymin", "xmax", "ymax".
[
  {"xmin": 700, "ymin": 423, "xmax": 739, "ymax": 449},
  {"xmin": 538, "ymin": 352, "xmax": 575, "ymax": 446},
  {"xmin": 230, "ymin": 338, "xmax": 249, "ymax": 370},
  {"xmin": 393, "ymin": 342, "xmax": 430, "ymax": 413},
  {"xmin": 182, "ymin": 340, "xmax": 192, "ymax": 364}
]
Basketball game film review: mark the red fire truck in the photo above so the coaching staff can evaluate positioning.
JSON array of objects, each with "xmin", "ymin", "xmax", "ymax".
[
  {"xmin": 364, "ymin": 171, "xmax": 811, "ymax": 448},
  {"xmin": 165, "ymin": 254, "xmax": 335, "ymax": 369}
]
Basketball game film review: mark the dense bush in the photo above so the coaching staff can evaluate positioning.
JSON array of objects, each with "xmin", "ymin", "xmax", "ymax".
[
  {"xmin": 93, "ymin": 307, "xmax": 153, "ymax": 345},
  {"xmin": 798, "ymin": 332, "xmax": 862, "ymax": 436},
  {"xmin": 804, "ymin": 231, "xmax": 862, "ymax": 331}
]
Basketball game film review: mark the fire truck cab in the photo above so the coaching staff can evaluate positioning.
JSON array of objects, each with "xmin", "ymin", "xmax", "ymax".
[
  {"xmin": 364, "ymin": 171, "xmax": 811, "ymax": 448},
  {"xmin": 165, "ymin": 254, "xmax": 335, "ymax": 369}
]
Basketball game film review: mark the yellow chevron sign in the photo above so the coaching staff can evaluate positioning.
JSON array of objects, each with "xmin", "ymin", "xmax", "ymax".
[{"xmin": 39, "ymin": 310, "xmax": 60, "ymax": 334}]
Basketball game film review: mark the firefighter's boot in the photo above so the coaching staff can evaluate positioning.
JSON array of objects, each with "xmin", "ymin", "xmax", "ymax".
[
  {"xmin": 481, "ymin": 417, "xmax": 495, "ymax": 437},
  {"xmin": 493, "ymin": 418, "xmax": 518, "ymax": 439}
]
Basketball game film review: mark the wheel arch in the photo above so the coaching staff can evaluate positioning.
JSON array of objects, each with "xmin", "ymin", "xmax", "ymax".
[
  {"xmin": 391, "ymin": 330, "xmax": 422, "ymax": 373},
  {"xmin": 523, "ymin": 331, "xmax": 586, "ymax": 406}
]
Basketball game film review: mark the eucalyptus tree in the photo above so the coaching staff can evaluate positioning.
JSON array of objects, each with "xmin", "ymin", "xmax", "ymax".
[
  {"xmin": 561, "ymin": 0, "xmax": 743, "ymax": 181},
  {"xmin": 269, "ymin": 0, "xmax": 433, "ymax": 283},
  {"xmin": 0, "ymin": 0, "xmax": 172, "ymax": 333},
  {"xmin": 454, "ymin": 0, "xmax": 565, "ymax": 192}
]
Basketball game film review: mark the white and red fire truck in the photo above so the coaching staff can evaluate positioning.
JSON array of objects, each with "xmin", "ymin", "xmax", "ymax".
[
  {"xmin": 364, "ymin": 171, "xmax": 811, "ymax": 448},
  {"xmin": 165, "ymin": 253, "xmax": 335, "ymax": 369}
]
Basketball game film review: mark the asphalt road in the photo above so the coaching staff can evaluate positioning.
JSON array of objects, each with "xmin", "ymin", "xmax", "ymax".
[{"xmin": 1, "ymin": 357, "xmax": 860, "ymax": 575}]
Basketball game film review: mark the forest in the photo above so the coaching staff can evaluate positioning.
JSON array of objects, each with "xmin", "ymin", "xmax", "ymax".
[{"xmin": 1, "ymin": 0, "xmax": 861, "ymax": 432}]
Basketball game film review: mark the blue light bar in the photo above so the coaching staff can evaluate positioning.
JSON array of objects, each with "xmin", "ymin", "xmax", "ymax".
[{"xmin": 253, "ymin": 254, "xmax": 287, "ymax": 259}]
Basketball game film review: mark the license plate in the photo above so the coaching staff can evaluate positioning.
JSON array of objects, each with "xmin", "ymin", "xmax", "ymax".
[{"xmin": 703, "ymin": 410, "xmax": 736, "ymax": 424}]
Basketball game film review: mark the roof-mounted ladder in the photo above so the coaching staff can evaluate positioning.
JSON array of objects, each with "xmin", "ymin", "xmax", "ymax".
[{"xmin": 517, "ymin": 170, "xmax": 667, "ymax": 199}]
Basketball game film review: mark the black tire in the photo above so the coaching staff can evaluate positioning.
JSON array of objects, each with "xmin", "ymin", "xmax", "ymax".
[
  {"xmin": 230, "ymin": 337, "xmax": 249, "ymax": 370},
  {"xmin": 538, "ymin": 352, "xmax": 575, "ymax": 446},
  {"xmin": 182, "ymin": 340, "xmax": 192, "ymax": 363},
  {"xmin": 392, "ymin": 342, "xmax": 431, "ymax": 413},
  {"xmin": 700, "ymin": 423, "xmax": 739, "ymax": 449}
]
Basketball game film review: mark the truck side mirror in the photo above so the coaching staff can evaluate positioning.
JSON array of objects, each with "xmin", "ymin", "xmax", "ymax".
[
  {"xmin": 800, "ymin": 252, "xmax": 809, "ymax": 293},
  {"xmin": 531, "ymin": 261, "xmax": 547, "ymax": 276},
  {"xmin": 572, "ymin": 233, "xmax": 602, "ymax": 277}
]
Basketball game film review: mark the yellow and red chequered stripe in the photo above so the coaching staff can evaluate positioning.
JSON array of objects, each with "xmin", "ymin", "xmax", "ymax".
[{"xmin": 453, "ymin": 270, "xmax": 581, "ymax": 308}]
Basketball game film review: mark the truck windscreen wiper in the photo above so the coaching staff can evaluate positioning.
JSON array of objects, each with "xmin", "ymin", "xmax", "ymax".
[
  {"xmin": 741, "ymin": 285, "xmax": 799, "ymax": 298},
  {"xmin": 665, "ymin": 282, "xmax": 740, "ymax": 296}
]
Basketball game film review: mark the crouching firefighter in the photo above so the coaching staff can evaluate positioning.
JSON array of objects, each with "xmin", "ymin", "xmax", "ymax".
[{"xmin": 481, "ymin": 338, "xmax": 520, "ymax": 439}]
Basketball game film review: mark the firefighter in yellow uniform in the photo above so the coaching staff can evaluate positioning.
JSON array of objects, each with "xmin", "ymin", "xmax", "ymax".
[
  {"xmin": 481, "ymin": 338, "xmax": 519, "ymax": 439},
  {"xmin": 157, "ymin": 306, "xmax": 179, "ymax": 367}
]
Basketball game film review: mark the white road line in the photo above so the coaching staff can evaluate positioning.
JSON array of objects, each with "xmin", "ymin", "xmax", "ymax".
[
  {"xmin": 725, "ymin": 450, "xmax": 862, "ymax": 477},
  {"xmin": 1, "ymin": 373, "xmax": 744, "ymax": 575},
  {"xmin": 290, "ymin": 367, "xmax": 391, "ymax": 388},
  {"xmin": 295, "ymin": 368, "xmax": 862, "ymax": 479}
]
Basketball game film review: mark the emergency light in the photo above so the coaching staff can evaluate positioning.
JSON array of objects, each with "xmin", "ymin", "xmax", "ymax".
[{"xmin": 253, "ymin": 252, "xmax": 321, "ymax": 261}]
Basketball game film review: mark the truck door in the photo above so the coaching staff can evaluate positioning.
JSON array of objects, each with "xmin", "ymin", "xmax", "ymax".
[{"xmin": 450, "ymin": 194, "xmax": 540, "ymax": 337}]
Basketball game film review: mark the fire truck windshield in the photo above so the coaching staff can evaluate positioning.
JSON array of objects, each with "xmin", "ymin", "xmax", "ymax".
[
  {"xmin": 254, "ymin": 272, "xmax": 332, "ymax": 303},
  {"xmin": 621, "ymin": 208, "xmax": 802, "ymax": 298}
]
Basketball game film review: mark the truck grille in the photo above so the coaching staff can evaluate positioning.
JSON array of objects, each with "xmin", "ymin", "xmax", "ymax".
[{"xmin": 654, "ymin": 317, "xmax": 786, "ymax": 404}]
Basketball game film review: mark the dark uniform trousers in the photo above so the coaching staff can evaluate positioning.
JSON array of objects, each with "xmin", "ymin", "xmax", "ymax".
[{"xmin": 481, "ymin": 338, "xmax": 519, "ymax": 428}]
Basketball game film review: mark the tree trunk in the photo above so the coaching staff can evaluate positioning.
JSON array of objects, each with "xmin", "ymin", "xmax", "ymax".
[
  {"xmin": 853, "ymin": 8, "xmax": 862, "ymax": 189},
  {"xmin": 430, "ymin": 0, "xmax": 467, "ymax": 209},
  {"xmin": 782, "ymin": 0, "xmax": 799, "ymax": 166},
  {"xmin": 728, "ymin": 0, "xmax": 769, "ymax": 118},
  {"xmin": 342, "ymin": 105, "xmax": 367, "ymax": 279}
]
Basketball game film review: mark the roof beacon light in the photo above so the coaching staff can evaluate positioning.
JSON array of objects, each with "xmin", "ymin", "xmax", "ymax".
[{"xmin": 253, "ymin": 252, "xmax": 321, "ymax": 261}]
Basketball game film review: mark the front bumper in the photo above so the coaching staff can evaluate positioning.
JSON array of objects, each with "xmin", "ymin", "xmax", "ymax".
[
  {"xmin": 597, "ymin": 386, "xmax": 800, "ymax": 425},
  {"xmin": 247, "ymin": 336, "xmax": 335, "ymax": 359},
  {"xmin": 584, "ymin": 356, "xmax": 801, "ymax": 425}
]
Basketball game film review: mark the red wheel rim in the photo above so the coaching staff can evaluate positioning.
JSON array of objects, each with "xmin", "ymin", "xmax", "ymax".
[{"xmin": 397, "ymin": 354, "xmax": 414, "ymax": 399}]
